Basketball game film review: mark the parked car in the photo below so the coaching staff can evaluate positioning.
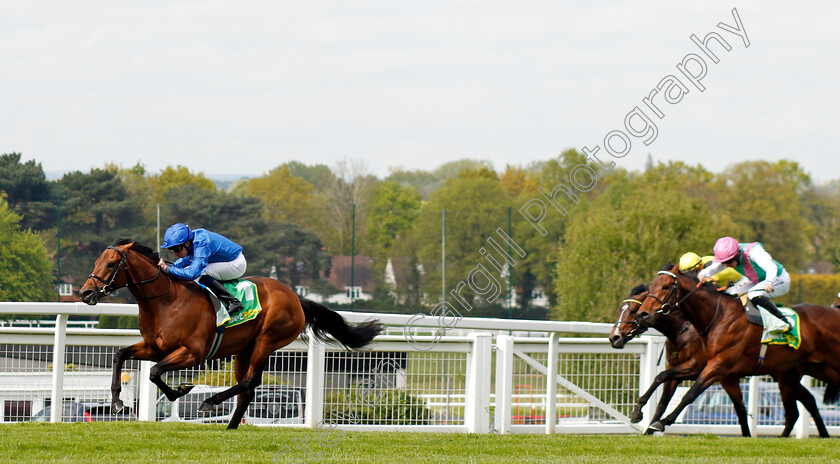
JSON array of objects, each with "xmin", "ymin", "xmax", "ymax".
[
  {"xmin": 156, "ymin": 385, "xmax": 304, "ymax": 425},
  {"xmin": 31, "ymin": 402, "xmax": 136, "ymax": 422}
]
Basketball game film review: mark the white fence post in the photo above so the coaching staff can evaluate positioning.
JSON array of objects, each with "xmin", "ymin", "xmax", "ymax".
[
  {"xmin": 49, "ymin": 314, "xmax": 68, "ymax": 423},
  {"xmin": 465, "ymin": 332, "xmax": 491, "ymax": 433},
  {"xmin": 305, "ymin": 336, "xmax": 325, "ymax": 428},
  {"xmin": 795, "ymin": 376, "xmax": 812, "ymax": 439},
  {"xmin": 137, "ymin": 360, "xmax": 156, "ymax": 421},
  {"xmin": 494, "ymin": 335, "xmax": 514, "ymax": 434},
  {"xmin": 545, "ymin": 332, "xmax": 559, "ymax": 434},
  {"xmin": 638, "ymin": 335, "xmax": 663, "ymax": 431},
  {"xmin": 748, "ymin": 375, "xmax": 761, "ymax": 436}
]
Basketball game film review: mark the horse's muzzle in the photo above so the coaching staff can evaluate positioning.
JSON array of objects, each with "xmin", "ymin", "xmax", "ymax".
[
  {"xmin": 610, "ymin": 334, "xmax": 626, "ymax": 349},
  {"xmin": 80, "ymin": 288, "xmax": 99, "ymax": 305}
]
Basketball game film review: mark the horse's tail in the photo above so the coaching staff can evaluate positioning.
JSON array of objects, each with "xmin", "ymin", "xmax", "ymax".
[
  {"xmin": 824, "ymin": 384, "xmax": 840, "ymax": 405},
  {"xmin": 300, "ymin": 299, "xmax": 382, "ymax": 349}
]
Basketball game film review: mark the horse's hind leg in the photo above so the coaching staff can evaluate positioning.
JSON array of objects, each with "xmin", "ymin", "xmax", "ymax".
[
  {"xmin": 149, "ymin": 346, "xmax": 202, "ymax": 401},
  {"xmin": 720, "ymin": 377, "xmax": 750, "ymax": 437},
  {"xmin": 227, "ymin": 348, "xmax": 257, "ymax": 428},
  {"xmin": 780, "ymin": 371, "xmax": 830, "ymax": 438},
  {"xmin": 111, "ymin": 341, "xmax": 159, "ymax": 414},
  {"xmin": 199, "ymin": 342, "xmax": 273, "ymax": 428},
  {"xmin": 201, "ymin": 333, "xmax": 299, "ymax": 429}
]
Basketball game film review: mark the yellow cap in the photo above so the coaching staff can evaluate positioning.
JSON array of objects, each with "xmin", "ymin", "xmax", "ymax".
[{"xmin": 679, "ymin": 252, "xmax": 702, "ymax": 272}]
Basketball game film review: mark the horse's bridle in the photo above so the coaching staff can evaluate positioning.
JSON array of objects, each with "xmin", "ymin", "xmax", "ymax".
[
  {"xmin": 642, "ymin": 270, "xmax": 721, "ymax": 334},
  {"xmin": 642, "ymin": 270, "xmax": 700, "ymax": 316},
  {"xmin": 86, "ymin": 245, "xmax": 168, "ymax": 299},
  {"xmin": 613, "ymin": 298, "xmax": 647, "ymax": 338}
]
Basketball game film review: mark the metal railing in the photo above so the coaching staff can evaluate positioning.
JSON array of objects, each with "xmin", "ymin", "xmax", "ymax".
[{"xmin": 0, "ymin": 302, "xmax": 834, "ymax": 437}]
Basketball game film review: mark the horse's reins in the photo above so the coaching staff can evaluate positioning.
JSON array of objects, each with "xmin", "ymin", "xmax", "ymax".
[
  {"xmin": 643, "ymin": 270, "xmax": 721, "ymax": 334},
  {"xmin": 86, "ymin": 245, "xmax": 171, "ymax": 300}
]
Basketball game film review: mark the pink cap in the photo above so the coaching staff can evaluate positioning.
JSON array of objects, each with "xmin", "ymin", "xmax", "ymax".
[{"xmin": 712, "ymin": 237, "xmax": 740, "ymax": 263}]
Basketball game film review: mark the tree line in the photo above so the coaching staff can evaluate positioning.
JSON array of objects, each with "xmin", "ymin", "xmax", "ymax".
[{"xmin": 2, "ymin": 151, "xmax": 839, "ymax": 323}]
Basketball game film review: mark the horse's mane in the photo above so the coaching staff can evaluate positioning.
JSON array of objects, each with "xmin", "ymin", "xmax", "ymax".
[
  {"xmin": 628, "ymin": 284, "xmax": 648, "ymax": 297},
  {"xmin": 112, "ymin": 238, "xmax": 160, "ymax": 263}
]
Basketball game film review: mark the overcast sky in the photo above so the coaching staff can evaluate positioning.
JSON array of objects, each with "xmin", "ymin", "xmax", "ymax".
[{"xmin": 1, "ymin": 1, "xmax": 837, "ymax": 182}]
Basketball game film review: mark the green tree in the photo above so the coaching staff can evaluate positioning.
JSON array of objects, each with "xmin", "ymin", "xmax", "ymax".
[
  {"xmin": 259, "ymin": 222, "xmax": 332, "ymax": 289},
  {"xmin": 0, "ymin": 153, "xmax": 55, "ymax": 230},
  {"xmin": 321, "ymin": 159, "xmax": 375, "ymax": 255},
  {"xmin": 0, "ymin": 197, "xmax": 54, "ymax": 301},
  {"xmin": 150, "ymin": 165, "xmax": 216, "ymax": 203},
  {"xmin": 385, "ymin": 168, "xmax": 440, "ymax": 200},
  {"xmin": 715, "ymin": 160, "xmax": 809, "ymax": 268},
  {"xmin": 553, "ymin": 178, "xmax": 739, "ymax": 322},
  {"xmin": 413, "ymin": 173, "xmax": 512, "ymax": 310},
  {"xmin": 51, "ymin": 168, "xmax": 149, "ymax": 299},
  {"xmin": 234, "ymin": 165, "xmax": 326, "ymax": 230},
  {"xmin": 285, "ymin": 161, "xmax": 336, "ymax": 190},
  {"xmin": 363, "ymin": 181, "xmax": 422, "ymax": 302},
  {"xmin": 364, "ymin": 181, "xmax": 422, "ymax": 265},
  {"xmin": 511, "ymin": 149, "xmax": 609, "ymax": 313}
]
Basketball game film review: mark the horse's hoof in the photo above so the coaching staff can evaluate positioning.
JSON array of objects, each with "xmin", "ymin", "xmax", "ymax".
[
  {"xmin": 111, "ymin": 400, "xmax": 124, "ymax": 415},
  {"xmin": 629, "ymin": 409, "xmax": 643, "ymax": 423},
  {"xmin": 198, "ymin": 401, "xmax": 215, "ymax": 413},
  {"xmin": 645, "ymin": 421, "xmax": 664, "ymax": 435}
]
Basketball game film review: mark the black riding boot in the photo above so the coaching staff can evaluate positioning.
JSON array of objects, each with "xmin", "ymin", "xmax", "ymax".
[
  {"xmin": 198, "ymin": 275, "xmax": 243, "ymax": 313},
  {"xmin": 752, "ymin": 295, "xmax": 790, "ymax": 329}
]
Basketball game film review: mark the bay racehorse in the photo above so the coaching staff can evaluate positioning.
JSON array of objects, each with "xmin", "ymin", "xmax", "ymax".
[
  {"xmin": 611, "ymin": 282, "xmax": 829, "ymax": 437},
  {"xmin": 79, "ymin": 240, "xmax": 382, "ymax": 429},
  {"xmin": 632, "ymin": 264, "xmax": 840, "ymax": 434}
]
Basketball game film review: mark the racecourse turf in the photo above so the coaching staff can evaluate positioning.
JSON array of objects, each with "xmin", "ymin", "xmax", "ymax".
[{"xmin": 2, "ymin": 422, "xmax": 839, "ymax": 464}]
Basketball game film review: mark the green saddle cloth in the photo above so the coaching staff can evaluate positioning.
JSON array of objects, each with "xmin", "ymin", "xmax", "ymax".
[
  {"xmin": 221, "ymin": 279, "xmax": 263, "ymax": 328},
  {"xmin": 760, "ymin": 306, "xmax": 801, "ymax": 350}
]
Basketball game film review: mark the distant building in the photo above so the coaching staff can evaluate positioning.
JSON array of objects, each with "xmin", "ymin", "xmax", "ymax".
[
  {"xmin": 802, "ymin": 262, "xmax": 833, "ymax": 275},
  {"xmin": 295, "ymin": 256, "xmax": 374, "ymax": 304}
]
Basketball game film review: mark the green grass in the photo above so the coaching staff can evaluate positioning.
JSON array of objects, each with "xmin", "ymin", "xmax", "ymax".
[{"xmin": 2, "ymin": 422, "xmax": 839, "ymax": 464}]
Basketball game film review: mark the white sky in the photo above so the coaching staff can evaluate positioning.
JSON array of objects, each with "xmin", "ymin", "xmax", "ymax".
[{"xmin": 1, "ymin": 1, "xmax": 838, "ymax": 182}]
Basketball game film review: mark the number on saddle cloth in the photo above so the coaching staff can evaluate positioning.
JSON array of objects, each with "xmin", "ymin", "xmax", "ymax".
[{"xmin": 220, "ymin": 279, "xmax": 262, "ymax": 327}]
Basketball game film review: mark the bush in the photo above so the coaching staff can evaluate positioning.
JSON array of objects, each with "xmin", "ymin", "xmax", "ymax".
[
  {"xmin": 324, "ymin": 389, "xmax": 432, "ymax": 425},
  {"xmin": 776, "ymin": 274, "xmax": 840, "ymax": 307}
]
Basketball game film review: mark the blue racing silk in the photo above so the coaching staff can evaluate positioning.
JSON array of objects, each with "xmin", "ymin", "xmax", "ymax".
[{"xmin": 168, "ymin": 229, "xmax": 243, "ymax": 281}]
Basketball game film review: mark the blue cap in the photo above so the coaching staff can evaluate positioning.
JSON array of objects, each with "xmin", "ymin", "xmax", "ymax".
[{"xmin": 161, "ymin": 223, "xmax": 195, "ymax": 248}]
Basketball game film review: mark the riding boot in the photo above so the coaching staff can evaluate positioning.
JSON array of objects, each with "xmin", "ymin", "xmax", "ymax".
[
  {"xmin": 198, "ymin": 275, "xmax": 244, "ymax": 314},
  {"xmin": 752, "ymin": 295, "xmax": 790, "ymax": 331}
]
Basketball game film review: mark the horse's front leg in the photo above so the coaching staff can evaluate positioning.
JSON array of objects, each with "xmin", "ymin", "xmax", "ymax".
[
  {"xmin": 149, "ymin": 346, "xmax": 202, "ymax": 401},
  {"xmin": 630, "ymin": 362, "xmax": 699, "ymax": 423},
  {"xmin": 111, "ymin": 341, "xmax": 160, "ymax": 414},
  {"xmin": 647, "ymin": 368, "xmax": 720, "ymax": 434}
]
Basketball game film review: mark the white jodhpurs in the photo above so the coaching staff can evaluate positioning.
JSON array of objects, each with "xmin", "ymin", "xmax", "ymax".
[
  {"xmin": 746, "ymin": 269, "xmax": 791, "ymax": 300},
  {"xmin": 202, "ymin": 252, "xmax": 247, "ymax": 281}
]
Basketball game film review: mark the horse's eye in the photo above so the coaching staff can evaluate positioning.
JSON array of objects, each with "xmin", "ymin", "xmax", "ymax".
[
  {"xmin": 630, "ymin": 309, "xmax": 637, "ymax": 315},
  {"xmin": 106, "ymin": 262, "xmax": 116, "ymax": 269}
]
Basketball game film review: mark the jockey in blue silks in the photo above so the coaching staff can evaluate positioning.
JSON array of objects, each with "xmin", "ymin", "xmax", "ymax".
[{"xmin": 158, "ymin": 223, "xmax": 246, "ymax": 313}]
